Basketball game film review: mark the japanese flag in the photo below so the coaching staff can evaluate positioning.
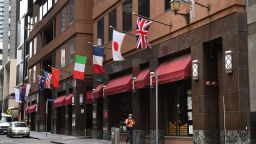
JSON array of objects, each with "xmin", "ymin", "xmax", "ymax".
[{"xmin": 112, "ymin": 30, "xmax": 125, "ymax": 61}]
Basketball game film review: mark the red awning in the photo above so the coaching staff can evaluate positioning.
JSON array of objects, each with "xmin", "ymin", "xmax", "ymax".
[
  {"xmin": 93, "ymin": 84, "xmax": 103, "ymax": 99},
  {"xmin": 65, "ymin": 93, "xmax": 73, "ymax": 106},
  {"xmin": 86, "ymin": 91, "xmax": 93, "ymax": 104},
  {"xmin": 154, "ymin": 54, "xmax": 191, "ymax": 85},
  {"xmin": 135, "ymin": 69, "xmax": 150, "ymax": 89},
  {"xmin": 104, "ymin": 75, "xmax": 132, "ymax": 96},
  {"xmin": 26, "ymin": 104, "xmax": 37, "ymax": 114},
  {"xmin": 54, "ymin": 96, "xmax": 66, "ymax": 108}
]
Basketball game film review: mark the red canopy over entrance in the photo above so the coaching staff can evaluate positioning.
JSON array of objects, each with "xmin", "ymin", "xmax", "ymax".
[
  {"xmin": 26, "ymin": 104, "xmax": 37, "ymax": 114},
  {"xmin": 135, "ymin": 68, "xmax": 150, "ymax": 90},
  {"xmin": 104, "ymin": 75, "xmax": 132, "ymax": 96},
  {"xmin": 86, "ymin": 91, "xmax": 92, "ymax": 104},
  {"xmin": 65, "ymin": 93, "xmax": 73, "ymax": 106},
  {"xmin": 54, "ymin": 96, "xmax": 66, "ymax": 108},
  {"xmin": 154, "ymin": 54, "xmax": 191, "ymax": 85},
  {"xmin": 93, "ymin": 84, "xmax": 103, "ymax": 99}
]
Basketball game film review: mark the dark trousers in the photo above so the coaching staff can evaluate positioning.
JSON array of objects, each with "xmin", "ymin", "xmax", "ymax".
[{"xmin": 126, "ymin": 127, "xmax": 133, "ymax": 144}]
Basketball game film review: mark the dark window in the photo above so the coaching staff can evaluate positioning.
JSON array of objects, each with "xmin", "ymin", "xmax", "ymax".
[
  {"xmin": 165, "ymin": 0, "xmax": 170, "ymax": 10},
  {"xmin": 61, "ymin": 7, "xmax": 66, "ymax": 32},
  {"xmin": 138, "ymin": 0, "xmax": 150, "ymax": 18},
  {"xmin": 97, "ymin": 18, "xmax": 104, "ymax": 44},
  {"xmin": 109, "ymin": 9, "xmax": 116, "ymax": 41},
  {"xmin": 122, "ymin": 0, "xmax": 132, "ymax": 32},
  {"xmin": 70, "ymin": 0, "xmax": 74, "ymax": 23}
]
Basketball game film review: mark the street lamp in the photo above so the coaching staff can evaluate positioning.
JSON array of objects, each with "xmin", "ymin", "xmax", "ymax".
[
  {"xmin": 170, "ymin": 0, "xmax": 190, "ymax": 24},
  {"xmin": 169, "ymin": 0, "xmax": 210, "ymax": 24}
]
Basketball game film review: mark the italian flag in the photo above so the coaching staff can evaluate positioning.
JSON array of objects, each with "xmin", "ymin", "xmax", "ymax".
[{"xmin": 73, "ymin": 54, "xmax": 87, "ymax": 80}]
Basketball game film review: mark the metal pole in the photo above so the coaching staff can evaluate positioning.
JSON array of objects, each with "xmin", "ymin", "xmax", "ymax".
[
  {"xmin": 223, "ymin": 96, "xmax": 226, "ymax": 144},
  {"xmin": 155, "ymin": 69, "xmax": 158, "ymax": 144},
  {"xmin": 46, "ymin": 99, "xmax": 48, "ymax": 138}
]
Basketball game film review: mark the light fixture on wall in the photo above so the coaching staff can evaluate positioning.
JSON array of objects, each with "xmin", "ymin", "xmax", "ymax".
[
  {"xmin": 132, "ymin": 77, "xmax": 136, "ymax": 92},
  {"xmin": 192, "ymin": 60, "xmax": 199, "ymax": 80},
  {"xmin": 150, "ymin": 72, "xmax": 155, "ymax": 88},
  {"xmin": 169, "ymin": 0, "xmax": 210, "ymax": 24},
  {"xmin": 92, "ymin": 89, "xmax": 96, "ymax": 99},
  {"xmin": 103, "ymin": 85, "xmax": 106, "ymax": 97},
  {"xmin": 225, "ymin": 50, "xmax": 233, "ymax": 74}
]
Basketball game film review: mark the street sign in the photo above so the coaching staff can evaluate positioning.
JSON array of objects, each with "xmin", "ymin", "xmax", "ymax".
[
  {"xmin": 6, "ymin": 109, "xmax": 12, "ymax": 115},
  {"xmin": 47, "ymin": 99, "xmax": 54, "ymax": 102}
]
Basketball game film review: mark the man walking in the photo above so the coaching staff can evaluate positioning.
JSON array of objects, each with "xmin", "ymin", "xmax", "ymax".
[{"xmin": 125, "ymin": 114, "xmax": 135, "ymax": 144}]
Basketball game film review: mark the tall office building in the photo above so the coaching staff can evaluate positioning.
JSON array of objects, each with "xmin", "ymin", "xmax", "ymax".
[
  {"xmin": 0, "ymin": 0, "xmax": 4, "ymax": 41},
  {"xmin": 0, "ymin": 0, "xmax": 20, "ymax": 118}
]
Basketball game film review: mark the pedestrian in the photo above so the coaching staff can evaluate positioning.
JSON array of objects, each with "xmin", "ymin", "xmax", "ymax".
[{"xmin": 125, "ymin": 114, "xmax": 135, "ymax": 144}]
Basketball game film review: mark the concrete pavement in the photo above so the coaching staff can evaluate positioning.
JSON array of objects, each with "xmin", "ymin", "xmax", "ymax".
[{"xmin": 30, "ymin": 131, "xmax": 111, "ymax": 144}]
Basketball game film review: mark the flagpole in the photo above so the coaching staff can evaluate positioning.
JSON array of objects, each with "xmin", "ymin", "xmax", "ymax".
[
  {"xmin": 132, "ymin": 12, "xmax": 172, "ymax": 27},
  {"xmin": 109, "ymin": 26, "xmax": 137, "ymax": 37}
]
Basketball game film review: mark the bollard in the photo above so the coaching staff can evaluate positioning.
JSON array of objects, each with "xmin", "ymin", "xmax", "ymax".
[{"xmin": 111, "ymin": 127, "xmax": 120, "ymax": 144}]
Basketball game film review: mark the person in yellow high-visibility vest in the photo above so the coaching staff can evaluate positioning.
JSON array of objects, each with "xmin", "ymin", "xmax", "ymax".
[{"xmin": 125, "ymin": 114, "xmax": 135, "ymax": 144}]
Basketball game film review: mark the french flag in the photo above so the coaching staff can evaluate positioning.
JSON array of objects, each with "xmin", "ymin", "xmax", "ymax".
[{"xmin": 93, "ymin": 46, "xmax": 105, "ymax": 73}]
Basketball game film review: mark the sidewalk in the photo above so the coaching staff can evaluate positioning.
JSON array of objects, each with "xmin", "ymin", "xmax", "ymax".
[{"xmin": 30, "ymin": 131, "xmax": 111, "ymax": 144}]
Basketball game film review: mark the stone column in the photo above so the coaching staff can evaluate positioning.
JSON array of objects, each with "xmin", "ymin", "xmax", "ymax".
[
  {"xmin": 103, "ymin": 94, "xmax": 111, "ymax": 140},
  {"xmin": 247, "ymin": 1, "xmax": 256, "ymax": 143},
  {"xmin": 222, "ymin": 30, "xmax": 250, "ymax": 143},
  {"xmin": 192, "ymin": 43, "xmax": 221, "ymax": 143},
  {"xmin": 92, "ymin": 97, "xmax": 103, "ymax": 139}
]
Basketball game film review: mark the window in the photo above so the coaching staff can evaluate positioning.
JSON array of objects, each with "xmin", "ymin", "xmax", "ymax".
[
  {"xmin": 43, "ymin": 1, "xmax": 48, "ymax": 16},
  {"xmin": 61, "ymin": 7, "xmax": 66, "ymax": 32},
  {"xmin": 69, "ymin": 38, "xmax": 74, "ymax": 63},
  {"xmin": 33, "ymin": 37, "xmax": 37, "ymax": 55},
  {"xmin": 29, "ymin": 69, "xmax": 32, "ymax": 84},
  {"xmin": 39, "ymin": 6, "xmax": 42, "ymax": 21},
  {"xmin": 48, "ymin": 0, "xmax": 53, "ymax": 10},
  {"xmin": 122, "ymin": 0, "xmax": 132, "ymax": 32},
  {"xmin": 33, "ymin": 66, "xmax": 36, "ymax": 83},
  {"xmin": 138, "ymin": 0, "xmax": 150, "ymax": 18},
  {"xmin": 165, "ymin": 0, "xmax": 170, "ymax": 10},
  {"xmin": 29, "ymin": 42, "xmax": 32, "ymax": 58},
  {"xmin": 97, "ymin": 18, "xmax": 104, "ymax": 44},
  {"xmin": 61, "ymin": 47, "xmax": 65, "ymax": 68},
  {"xmin": 70, "ymin": 0, "xmax": 74, "ymax": 23},
  {"xmin": 109, "ymin": 9, "xmax": 116, "ymax": 41}
]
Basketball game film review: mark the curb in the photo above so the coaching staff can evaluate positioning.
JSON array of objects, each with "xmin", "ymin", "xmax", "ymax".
[
  {"xmin": 29, "ymin": 136, "xmax": 41, "ymax": 140},
  {"xmin": 50, "ymin": 141, "xmax": 65, "ymax": 144}
]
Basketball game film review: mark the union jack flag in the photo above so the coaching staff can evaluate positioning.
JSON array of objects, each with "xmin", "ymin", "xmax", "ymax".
[{"xmin": 136, "ymin": 17, "xmax": 152, "ymax": 49}]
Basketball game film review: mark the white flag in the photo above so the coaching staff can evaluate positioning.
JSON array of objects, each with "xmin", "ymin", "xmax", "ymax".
[
  {"xmin": 25, "ymin": 84, "xmax": 31, "ymax": 98},
  {"xmin": 112, "ymin": 30, "xmax": 125, "ymax": 61},
  {"xmin": 15, "ymin": 88, "xmax": 21, "ymax": 103}
]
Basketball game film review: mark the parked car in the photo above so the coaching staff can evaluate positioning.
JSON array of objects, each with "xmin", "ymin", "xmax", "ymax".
[
  {"xmin": 7, "ymin": 122, "xmax": 30, "ymax": 138},
  {"xmin": 0, "ymin": 113, "xmax": 13, "ymax": 134}
]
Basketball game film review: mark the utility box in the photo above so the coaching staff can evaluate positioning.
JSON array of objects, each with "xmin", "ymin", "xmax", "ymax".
[{"xmin": 111, "ymin": 127, "xmax": 120, "ymax": 144}]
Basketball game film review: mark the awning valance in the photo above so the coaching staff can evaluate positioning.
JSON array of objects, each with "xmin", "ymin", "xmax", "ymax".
[
  {"xmin": 93, "ymin": 84, "xmax": 103, "ymax": 99},
  {"xmin": 86, "ymin": 91, "xmax": 92, "ymax": 104},
  {"xmin": 154, "ymin": 54, "xmax": 191, "ymax": 85},
  {"xmin": 104, "ymin": 75, "xmax": 132, "ymax": 96},
  {"xmin": 26, "ymin": 104, "xmax": 37, "ymax": 114},
  {"xmin": 135, "ymin": 69, "xmax": 150, "ymax": 90},
  {"xmin": 64, "ymin": 94, "xmax": 73, "ymax": 106},
  {"xmin": 54, "ymin": 96, "xmax": 66, "ymax": 108}
]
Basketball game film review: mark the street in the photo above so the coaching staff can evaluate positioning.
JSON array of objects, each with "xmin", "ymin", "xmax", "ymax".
[{"xmin": 0, "ymin": 135, "xmax": 51, "ymax": 144}]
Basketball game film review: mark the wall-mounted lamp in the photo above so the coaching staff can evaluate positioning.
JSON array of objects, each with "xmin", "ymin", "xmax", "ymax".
[
  {"xmin": 225, "ymin": 50, "xmax": 232, "ymax": 74},
  {"xmin": 150, "ymin": 72, "xmax": 155, "ymax": 88},
  {"xmin": 103, "ymin": 85, "xmax": 106, "ymax": 97},
  {"xmin": 92, "ymin": 89, "xmax": 96, "ymax": 99},
  {"xmin": 192, "ymin": 60, "xmax": 199, "ymax": 80},
  {"xmin": 132, "ymin": 77, "xmax": 136, "ymax": 92},
  {"xmin": 169, "ymin": 0, "xmax": 210, "ymax": 24}
]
